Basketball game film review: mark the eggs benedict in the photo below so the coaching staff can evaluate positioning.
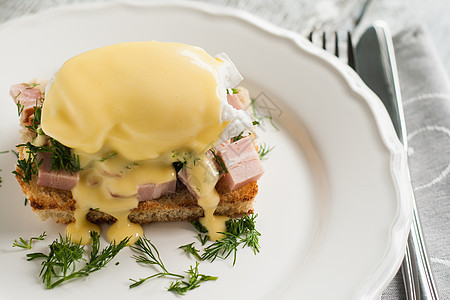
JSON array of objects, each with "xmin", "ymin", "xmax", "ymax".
[{"xmin": 11, "ymin": 41, "xmax": 264, "ymax": 245}]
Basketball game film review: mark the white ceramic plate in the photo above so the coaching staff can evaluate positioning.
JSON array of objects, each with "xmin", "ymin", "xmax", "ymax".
[{"xmin": 0, "ymin": 2, "xmax": 413, "ymax": 299}]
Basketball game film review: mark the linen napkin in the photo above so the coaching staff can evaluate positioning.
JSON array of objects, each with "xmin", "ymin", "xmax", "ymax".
[{"xmin": 381, "ymin": 25, "xmax": 450, "ymax": 300}]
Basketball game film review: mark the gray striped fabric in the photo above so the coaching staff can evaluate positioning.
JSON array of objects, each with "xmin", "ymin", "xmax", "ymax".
[{"xmin": 381, "ymin": 25, "xmax": 450, "ymax": 300}]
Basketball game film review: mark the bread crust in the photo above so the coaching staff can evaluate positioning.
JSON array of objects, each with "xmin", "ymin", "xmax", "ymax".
[{"xmin": 15, "ymin": 168, "xmax": 257, "ymax": 225}]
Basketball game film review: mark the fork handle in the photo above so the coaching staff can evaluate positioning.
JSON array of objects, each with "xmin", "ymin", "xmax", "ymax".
[{"xmin": 402, "ymin": 201, "xmax": 440, "ymax": 300}]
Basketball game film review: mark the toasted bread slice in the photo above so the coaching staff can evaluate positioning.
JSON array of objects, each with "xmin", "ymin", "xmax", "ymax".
[{"xmin": 15, "ymin": 168, "xmax": 257, "ymax": 225}]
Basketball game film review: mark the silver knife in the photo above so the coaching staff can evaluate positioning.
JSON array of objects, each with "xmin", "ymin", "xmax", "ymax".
[{"xmin": 354, "ymin": 21, "xmax": 440, "ymax": 300}]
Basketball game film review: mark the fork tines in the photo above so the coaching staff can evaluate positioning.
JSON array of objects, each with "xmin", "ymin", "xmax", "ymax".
[{"xmin": 308, "ymin": 31, "xmax": 355, "ymax": 70}]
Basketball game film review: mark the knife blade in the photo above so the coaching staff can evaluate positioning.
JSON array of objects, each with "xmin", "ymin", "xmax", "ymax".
[{"xmin": 354, "ymin": 21, "xmax": 440, "ymax": 300}]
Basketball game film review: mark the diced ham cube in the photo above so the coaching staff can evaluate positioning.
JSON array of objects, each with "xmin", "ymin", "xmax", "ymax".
[
  {"xmin": 177, "ymin": 167, "xmax": 200, "ymax": 198},
  {"xmin": 217, "ymin": 136, "xmax": 264, "ymax": 190},
  {"xmin": 222, "ymin": 157, "xmax": 264, "ymax": 189},
  {"xmin": 219, "ymin": 137, "xmax": 255, "ymax": 165},
  {"xmin": 137, "ymin": 180, "xmax": 176, "ymax": 201},
  {"xmin": 226, "ymin": 94, "xmax": 244, "ymax": 110},
  {"xmin": 10, "ymin": 84, "xmax": 43, "ymax": 127},
  {"xmin": 37, "ymin": 153, "xmax": 79, "ymax": 190}
]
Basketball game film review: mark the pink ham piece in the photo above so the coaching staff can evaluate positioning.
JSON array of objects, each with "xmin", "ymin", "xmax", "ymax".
[
  {"xmin": 10, "ymin": 84, "xmax": 42, "ymax": 127},
  {"xmin": 226, "ymin": 94, "xmax": 244, "ymax": 110},
  {"xmin": 217, "ymin": 136, "xmax": 264, "ymax": 190},
  {"xmin": 137, "ymin": 180, "xmax": 176, "ymax": 201},
  {"xmin": 37, "ymin": 152, "xmax": 79, "ymax": 190},
  {"xmin": 177, "ymin": 167, "xmax": 200, "ymax": 198}
]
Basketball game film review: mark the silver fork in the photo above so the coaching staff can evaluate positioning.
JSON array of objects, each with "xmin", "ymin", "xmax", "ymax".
[
  {"xmin": 309, "ymin": 30, "xmax": 439, "ymax": 300},
  {"xmin": 307, "ymin": 31, "xmax": 355, "ymax": 69}
]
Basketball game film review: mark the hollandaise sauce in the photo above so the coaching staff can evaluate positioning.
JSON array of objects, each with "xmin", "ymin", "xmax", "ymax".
[
  {"xmin": 182, "ymin": 154, "xmax": 229, "ymax": 242},
  {"xmin": 41, "ymin": 42, "xmax": 231, "ymax": 244}
]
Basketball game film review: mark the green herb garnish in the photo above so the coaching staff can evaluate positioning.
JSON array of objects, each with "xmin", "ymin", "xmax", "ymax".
[
  {"xmin": 99, "ymin": 152, "xmax": 117, "ymax": 162},
  {"xmin": 231, "ymin": 131, "xmax": 245, "ymax": 143},
  {"xmin": 258, "ymin": 143, "xmax": 274, "ymax": 160},
  {"xmin": 13, "ymin": 101, "xmax": 81, "ymax": 183},
  {"xmin": 12, "ymin": 232, "xmax": 47, "ymax": 249},
  {"xmin": 16, "ymin": 99, "xmax": 24, "ymax": 117},
  {"xmin": 179, "ymin": 242, "xmax": 202, "ymax": 260},
  {"xmin": 24, "ymin": 83, "xmax": 40, "ymax": 89},
  {"xmin": 208, "ymin": 149, "xmax": 228, "ymax": 174},
  {"xmin": 129, "ymin": 236, "xmax": 184, "ymax": 288},
  {"xmin": 27, "ymin": 231, "xmax": 129, "ymax": 289},
  {"xmin": 13, "ymin": 140, "xmax": 81, "ymax": 183},
  {"xmin": 168, "ymin": 262, "xmax": 217, "ymax": 295},
  {"xmin": 226, "ymin": 88, "xmax": 239, "ymax": 94},
  {"xmin": 130, "ymin": 236, "xmax": 216, "ymax": 294},
  {"xmin": 172, "ymin": 151, "xmax": 196, "ymax": 171},
  {"xmin": 198, "ymin": 234, "xmax": 208, "ymax": 246},
  {"xmin": 46, "ymin": 138, "xmax": 81, "ymax": 174},
  {"xmin": 200, "ymin": 214, "xmax": 261, "ymax": 266},
  {"xmin": 189, "ymin": 220, "xmax": 209, "ymax": 245},
  {"xmin": 12, "ymin": 146, "xmax": 41, "ymax": 184},
  {"xmin": 189, "ymin": 220, "xmax": 208, "ymax": 233},
  {"xmin": 25, "ymin": 101, "xmax": 43, "ymax": 136},
  {"xmin": 250, "ymin": 98, "xmax": 279, "ymax": 130}
]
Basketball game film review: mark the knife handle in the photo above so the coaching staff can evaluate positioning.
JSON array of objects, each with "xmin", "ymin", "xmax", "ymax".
[{"xmin": 402, "ymin": 200, "xmax": 440, "ymax": 300}]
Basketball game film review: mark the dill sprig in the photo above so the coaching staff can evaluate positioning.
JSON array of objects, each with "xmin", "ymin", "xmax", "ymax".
[
  {"xmin": 250, "ymin": 98, "xmax": 279, "ymax": 130},
  {"xmin": 200, "ymin": 214, "xmax": 261, "ymax": 266},
  {"xmin": 231, "ymin": 131, "xmax": 245, "ymax": 143},
  {"xmin": 99, "ymin": 152, "xmax": 117, "ymax": 162},
  {"xmin": 189, "ymin": 220, "xmax": 208, "ymax": 233},
  {"xmin": 16, "ymin": 99, "xmax": 24, "ymax": 116},
  {"xmin": 47, "ymin": 138, "xmax": 81, "ymax": 174},
  {"xmin": 179, "ymin": 242, "xmax": 202, "ymax": 260},
  {"xmin": 129, "ymin": 236, "xmax": 183, "ymax": 288},
  {"xmin": 14, "ymin": 91, "xmax": 24, "ymax": 117},
  {"xmin": 227, "ymin": 214, "xmax": 261, "ymax": 255},
  {"xmin": 14, "ymin": 139, "xmax": 81, "ymax": 183},
  {"xmin": 25, "ymin": 101, "xmax": 43, "ymax": 136},
  {"xmin": 201, "ymin": 232, "xmax": 240, "ymax": 265},
  {"xmin": 226, "ymin": 88, "xmax": 239, "ymax": 94},
  {"xmin": 13, "ymin": 101, "xmax": 81, "ymax": 182},
  {"xmin": 198, "ymin": 234, "xmax": 209, "ymax": 246},
  {"xmin": 27, "ymin": 232, "xmax": 129, "ymax": 289},
  {"xmin": 189, "ymin": 221, "xmax": 209, "ymax": 245},
  {"xmin": 24, "ymin": 82, "xmax": 40, "ymax": 89},
  {"xmin": 258, "ymin": 143, "xmax": 274, "ymax": 160},
  {"xmin": 12, "ymin": 146, "xmax": 41, "ymax": 183},
  {"xmin": 172, "ymin": 151, "xmax": 198, "ymax": 172},
  {"xmin": 168, "ymin": 262, "xmax": 217, "ymax": 295},
  {"xmin": 12, "ymin": 232, "xmax": 47, "ymax": 249},
  {"xmin": 209, "ymin": 149, "xmax": 228, "ymax": 174},
  {"xmin": 130, "ymin": 236, "xmax": 216, "ymax": 294}
]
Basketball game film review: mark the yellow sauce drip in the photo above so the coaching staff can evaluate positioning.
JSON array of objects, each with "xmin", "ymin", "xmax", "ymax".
[
  {"xmin": 183, "ymin": 154, "xmax": 229, "ymax": 241},
  {"xmin": 41, "ymin": 42, "xmax": 230, "ymax": 244}
]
